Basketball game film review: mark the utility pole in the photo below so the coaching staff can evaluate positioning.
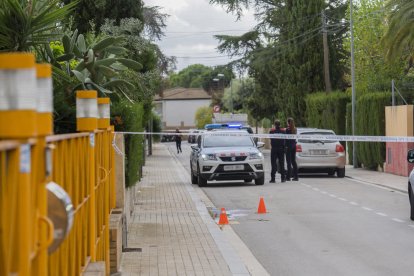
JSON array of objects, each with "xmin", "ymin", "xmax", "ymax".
[
  {"xmin": 350, "ymin": 0, "xmax": 358, "ymax": 167},
  {"xmin": 322, "ymin": 10, "xmax": 332, "ymax": 93}
]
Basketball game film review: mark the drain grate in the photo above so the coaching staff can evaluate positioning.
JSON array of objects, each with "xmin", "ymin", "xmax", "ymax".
[{"xmin": 123, "ymin": 247, "xmax": 142, "ymax": 252}]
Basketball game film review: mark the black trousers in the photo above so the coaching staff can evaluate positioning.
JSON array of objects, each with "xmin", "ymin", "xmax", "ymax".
[
  {"xmin": 271, "ymin": 148, "xmax": 285, "ymax": 180},
  {"xmin": 286, "ymin": 149, "xmax": 298, "ymax": 179},
  {"xmin": 176, "ymin": 140, "xmax": 182, "ymax": 152}
]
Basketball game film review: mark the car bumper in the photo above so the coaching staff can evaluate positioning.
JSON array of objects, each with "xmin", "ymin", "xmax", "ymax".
[
  {"xmin": 297, "ymin": 154, "xmax": 346, "ymax": 169},
  {"xmin": 199, "ymin": 160, "xmax": 264, "ymax": 181}
]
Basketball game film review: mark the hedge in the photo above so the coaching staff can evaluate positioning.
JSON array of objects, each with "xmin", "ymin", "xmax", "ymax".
[
  {"xmin": 112, "ymin": 100, "xmax": 145, "ymax": 187},
  {"xmin": 346, "ymin": 92, "xmax": 390, "ymax": 169},
  {"xmin": 305, "ymin": 91, "xmax": 350, "ymax": 135}
]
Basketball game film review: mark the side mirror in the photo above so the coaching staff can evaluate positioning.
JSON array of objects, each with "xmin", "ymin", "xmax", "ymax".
[
  {"xmin": 408, "ymin": 149, "xmax": 414, "ymax": 163},
  {"xmin": 257, "ymin": 141, "xmax": 265, "ymax": 148},
  {"xmin": 191, "ymin": 145, "xmax": 199, "ymax": 151}
]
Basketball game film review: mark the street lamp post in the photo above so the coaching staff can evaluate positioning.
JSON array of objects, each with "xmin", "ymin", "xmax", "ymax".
[{"xmin": 350, "ymin": 0, "xmax": 357, "ymax": 167}]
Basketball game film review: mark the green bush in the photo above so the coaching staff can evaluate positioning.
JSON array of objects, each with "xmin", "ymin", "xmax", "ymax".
[
  {"xmin": 112, "ymin": 100, "xmax": 145, "ymax": 187},
  {"xmin": 152, "ymin": 112, "xmax": 162, "ymax": 142},
  {"xmin": 346, "ymin": 92, "xmax": 390, "ymax": 169},
  {"xmin": 346, "ymin": 103, "xmax": 354, "ymax": 165},
  {"xmin": 305, "ymin": 92, "xmax": 350, "ymax": 135}
]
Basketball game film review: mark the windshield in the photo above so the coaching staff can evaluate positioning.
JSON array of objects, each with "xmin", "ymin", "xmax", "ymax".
[
  {"xmin": 298, "ymin": 131, "xmax": 337, "ymax": 143},
  {"xmin": 203, "ymin": 135, "xmax": 254, "ymax": 148}
]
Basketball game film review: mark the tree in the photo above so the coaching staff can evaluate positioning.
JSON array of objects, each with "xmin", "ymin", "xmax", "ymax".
[
  {"xmin": 210, "ymin": 0, "xmax": 349, "ymax": 125},
  {"xmin": 195, "ymin": 106, "xmax": 212, "ymax": 129},
  {"xmin": 0, "ymin": 0, "xmax": 76, "ymax": 52},
  {"xmin": 62, "ymin": 0, "xmax": 144, "ymax": 33},
  {"xmin": 344, "ymin": 0, "xmax": 405, "ymax": 92},
  {"xmin": 169, "ymin": 64, "xmax": 212, "ymax": 88}
]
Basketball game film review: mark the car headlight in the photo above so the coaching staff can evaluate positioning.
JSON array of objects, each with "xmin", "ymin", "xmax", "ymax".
[
  {"xmin": 249, "ymin": 152, "xmax": 263, "ymax": 160},
  {"xmin": 201, "ymin": 153, "xmax": 217, "ymax": 161}
]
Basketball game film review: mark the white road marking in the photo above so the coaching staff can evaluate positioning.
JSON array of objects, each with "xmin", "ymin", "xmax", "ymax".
[
  {"xmin": 329, "ymin": 194, "xmax": 337, "ymax": 198},
  {"xmin": 409, "ymin": 225, "xmax": 414, "ymax": 229},
  {"xmin": 321, "ymin": 191, "xmax": 327, "ymax": 195},
  {"xmin": 376, "ymin": 212, "xmax": 388, "ymax": 217},
  {"xmin": 362, "ymin": 207, "xmax": 373, "ymax": 211},
  {"xmin": 392, "ymin": 218, "xmax": 404, "ymax": 223},
  {"xmin": 349, "ymin": 201, "xmax": 358, "ymax": 206},
  {"xmin": 338, "ymin": 197, "xmax": 347, "ymax": 201},
  {"xmin": 312, "ymin": 188, "xmax": 319, "ymax": 191}
]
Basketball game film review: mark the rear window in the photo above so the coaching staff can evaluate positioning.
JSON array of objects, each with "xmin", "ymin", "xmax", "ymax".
[
  {"xmin": 203, "ymin": 135, "xmax": 254, "ymax": 148},
  {"xmin": 298, "ymin": 131, "xmax": 337, "ymax": 143}
]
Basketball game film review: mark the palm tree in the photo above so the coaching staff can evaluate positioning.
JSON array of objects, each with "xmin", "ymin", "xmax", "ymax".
[
  {"xmin": 0, "ymin": 0, "xmax": 77, "ymax": 52},
  {"xmin": 383, "ymin": 0, "xmax": 414, "ymax": 67}
]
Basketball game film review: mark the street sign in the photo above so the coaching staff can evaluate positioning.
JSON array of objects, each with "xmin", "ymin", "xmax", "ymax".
[{"xmin": 213, "ymin": 105, "xmax": 220, "ymax": 113}]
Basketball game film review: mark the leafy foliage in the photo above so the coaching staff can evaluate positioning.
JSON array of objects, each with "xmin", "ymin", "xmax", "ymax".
[
  {"xmin": 195, "ymin": 106, "xmax": 213, "ymax": 129},
  {"xmin": 305, "ymin": 92, "xmax": 350, "ymax": 135},
  {"xmin": 112, "ymin": 100, "xmax": 145, "ymax": 187},
  {"xmin": 63, "ymin": 0, "xmax": 144, "ymax": 34},
  {"xmin": 211, "ymin": 0, "xmax": 349, "ymax": 125},
  {"xmin": 346, "ymin": 92, "xmax": 390, "ymax": 169},
  {"xmin": 0, "ymin": 0, "xmax": 77, "ymax": 52}
]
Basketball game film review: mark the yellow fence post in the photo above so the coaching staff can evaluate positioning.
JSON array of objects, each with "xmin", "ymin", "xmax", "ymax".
[
  {"xmin": 76, "ymin": 90, "xmax": 98, "ymax": 261},
  {"xmin": 33, "ymin": 63, "xmax": 54, "ymax": 276},
  {"xmin": 0, "ymin": 52, "xmax": 37, "ymax": 276}
]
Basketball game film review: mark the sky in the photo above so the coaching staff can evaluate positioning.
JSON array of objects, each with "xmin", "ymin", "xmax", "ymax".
[{"xmin": 144, "ymin": 0, "xmax": 256, "ymax": 71}]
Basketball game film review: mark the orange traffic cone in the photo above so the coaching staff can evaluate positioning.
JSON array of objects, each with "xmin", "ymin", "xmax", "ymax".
[
  {"xmin": 257, "ymin": 197, "xmax": 267, "ymax": 214},
  {"xmin": 218, "ymin": 208, "xmax": 229, "ymax": 225}
]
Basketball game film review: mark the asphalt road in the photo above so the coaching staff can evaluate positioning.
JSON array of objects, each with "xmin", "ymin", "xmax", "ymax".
[{"xmin": 166, "ymin": 142, "xmax": 413, "ymax": 276}]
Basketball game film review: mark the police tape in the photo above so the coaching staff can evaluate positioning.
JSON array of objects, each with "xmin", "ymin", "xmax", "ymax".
[{"xmin": 113, "ymin": 131, "xmax": 414, "ymax": 143}]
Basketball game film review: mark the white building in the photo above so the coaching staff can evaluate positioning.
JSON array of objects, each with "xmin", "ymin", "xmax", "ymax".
[{"xmin": 154, "ymin": 88, "xmax": 212, "ymax": 130}]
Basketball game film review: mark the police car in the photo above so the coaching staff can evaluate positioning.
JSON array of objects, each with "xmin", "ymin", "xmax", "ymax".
[{"xmin": 190, "ymin": 130, "xmax": 265, "ymax": 187}]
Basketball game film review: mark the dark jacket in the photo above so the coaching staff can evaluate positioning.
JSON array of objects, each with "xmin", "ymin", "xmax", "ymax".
[
  {"xmin": 285, "ymin": 127, "xmax": 296, "ymax": 151},
  {"xmin": 269, "ymin": 127, "xmax": 285, "ymax": 150}
]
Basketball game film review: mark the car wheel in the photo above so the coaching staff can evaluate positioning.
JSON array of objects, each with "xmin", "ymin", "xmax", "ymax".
[
  {"xmin": 328, "ymin": 169, "xmax": 335, "ymax": 176},
  {"xmin": 337, "ymin": 168, "xmax": 345, "ymax": 178},
  {"xmin": 197, "ymin": 166, "xmax": 207, "ymax": 187},
  {"xmin": 255, "ymin": 176, "xmax": 264, "ymax": 185},
  {"xmin": 191, "ymin": 164, "xmax": 198, "ymax": 184},
  {"xmin": 409, "ymin": 183, "xmax": 414, "ymax": 220}
]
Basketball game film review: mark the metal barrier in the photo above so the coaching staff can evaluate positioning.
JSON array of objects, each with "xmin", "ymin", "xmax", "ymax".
[{"xmin": 0, "ymin": 53, "xmax": 116, "ymax": 275}]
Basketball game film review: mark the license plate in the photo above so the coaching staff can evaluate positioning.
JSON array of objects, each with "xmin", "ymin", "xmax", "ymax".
[
  {"xmin": 310, "ymin": 149, "xmax": 328, "ymax": 155},
  {"xmin": 223, "ymin": 165, "xmax": 244, "ymax": 171}
]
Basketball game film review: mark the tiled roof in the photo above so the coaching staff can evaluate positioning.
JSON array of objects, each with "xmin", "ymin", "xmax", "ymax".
[{"xmin": 154, "ymin": 87, "xmax": 211, "ymax": 101}]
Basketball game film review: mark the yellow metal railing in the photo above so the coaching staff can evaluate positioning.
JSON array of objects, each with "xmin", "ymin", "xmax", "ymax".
[
  {"xmin": 0, "ymin": 52, "xmax": 116, "ymax": 275},
  {"xmin": 0, "ymin": 129, "xmax": 115, "ymax": 275}
]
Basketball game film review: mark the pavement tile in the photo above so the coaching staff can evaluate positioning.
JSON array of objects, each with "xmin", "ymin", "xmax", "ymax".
[{"xmin": 120, "ymin": 144, "xmax": 232, "ymax": 276}]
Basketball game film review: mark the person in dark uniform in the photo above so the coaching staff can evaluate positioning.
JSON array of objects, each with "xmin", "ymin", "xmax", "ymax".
[
  {"xmin": 285, "ymin": 117, "xmax": 298, "ymax": 181},
  {"xmin": 269, "ymin": 120, "xmax": 286, "ymax": 183},
  {"xmin": 175, "ymin": 129, "xmax": 182, "ymax": 153}
]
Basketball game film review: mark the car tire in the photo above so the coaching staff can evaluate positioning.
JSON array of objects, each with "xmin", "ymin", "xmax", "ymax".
[
  {"xmin": 191, "ymin": 164, "xmax": 198, "ymax": 184},
  {"xmin": 337, "ymin": 168, "xmax": 345, "ymax": 178},
  {"xmin": 409, "ymin": 183, "xmax": 414, "ymax": 221},
  {"xmin": 197, "ymin": 166, "xmax": 207, "ymax": 187},
  {"xmin": 255, "ymin": 176, "xmax": 264, "ymax": 185}
]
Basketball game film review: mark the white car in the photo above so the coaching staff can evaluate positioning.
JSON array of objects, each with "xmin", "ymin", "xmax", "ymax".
[
  {"xmin": 190, "ymin": 130, "xmax": 265, "ymax": 187},
  {"xmin": 296, "ymin": 128, "xmax": 346, "ymax": 177},
  {"xmin": 407, "ymin": 150, "xmax": 414, "ymax": 220}
]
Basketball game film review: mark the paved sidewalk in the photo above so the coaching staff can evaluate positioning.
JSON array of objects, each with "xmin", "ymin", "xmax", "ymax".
[
  {"xmin": 120, "ymin": 144, "xmax": 251, "ymax": 276},
  {"xmin": 345, "ymin": 165, "xmax": 408, "ymax": 193}
]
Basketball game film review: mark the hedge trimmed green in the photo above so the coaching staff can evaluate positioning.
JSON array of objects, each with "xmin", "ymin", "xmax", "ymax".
[
  {"xmin": 346, "ymin": 92, "xmax": 390, "ymax": 169},
  {"xmin": 112, "ymin": 100, "xmax": 145, "ymax": 187},
  {"xmin": 305, "ymin": 91, "xmax": 350, "ymax": 135}
]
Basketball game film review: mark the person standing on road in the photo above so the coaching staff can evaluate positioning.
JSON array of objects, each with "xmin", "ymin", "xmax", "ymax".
[
  {"xmin": 285, "ymin": 117, "xmax": 298, "ymax": 181},
  {"xmin": 269, "ymin": 120, "xmax": 286, "ymax": 183},
  {"xmin": 175, "ymin": 129, "xmax": 182, "ymax": 153}
]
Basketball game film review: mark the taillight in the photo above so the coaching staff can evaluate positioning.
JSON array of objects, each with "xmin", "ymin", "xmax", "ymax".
[
  {"xmin": 296, "ymin": 144, "xmax": 302, "ymax": 152},
  {"xmin": 336, "ymin": 144, "xmax": 345, "ymax": 152}
]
